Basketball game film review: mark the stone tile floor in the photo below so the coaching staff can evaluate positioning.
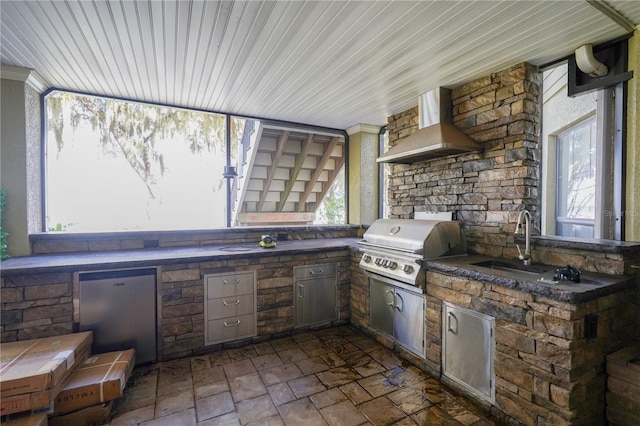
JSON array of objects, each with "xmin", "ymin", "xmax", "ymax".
[{"xmin": 109, "ymin": 326, "xmax": 496, "ymax": 425}]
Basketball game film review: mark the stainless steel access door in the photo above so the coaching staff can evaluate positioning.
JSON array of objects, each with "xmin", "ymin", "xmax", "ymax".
[
  {"xmin": 368, "ymin": 274, "xmax": 425, "ymax": 358},
  {"xmin": 369, "ymin": 278, "xmax": 394, "ymax": 337},
  {"xmin": 78, "ymin": 268, "xmax": 157, "ymax": 364},
  {"xmin": 393, "ymin": 287, "xmax": 425, "ymax": 357},
  {"xmin": 442, "ymin": 302, "xmax": 495, "ymax": 403},
  {"xmin": 293, "ymin": 264, "xmax": 338, "ymax": 327}
]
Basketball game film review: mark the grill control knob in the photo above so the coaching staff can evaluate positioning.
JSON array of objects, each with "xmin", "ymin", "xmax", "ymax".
[
  {"xmin": 375, "ymin": 258, "xmax": 382, "ymax": 266},
  {"xmin": 389, "ymin": 261, "xmax": 397, "ymax": 270},
  {"xmin": 403, "ymin": 265, "xmax": 414, "ymax": 274},
  {"xmin": 363, "ymin": 255, "xmax": 372, "ymax": 263}
]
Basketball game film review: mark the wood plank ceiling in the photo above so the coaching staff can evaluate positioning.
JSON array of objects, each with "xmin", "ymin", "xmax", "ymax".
[
  {"xmin": 1, "ymin": 1, "xmax": 638, "ymax": 224},
  {"xmin": 1, "ymin": 1, "xmax": 638, "ymax": 131}
]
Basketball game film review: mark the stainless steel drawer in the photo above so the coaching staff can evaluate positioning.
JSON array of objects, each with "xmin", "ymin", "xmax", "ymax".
[
  {"xmin": 206, "ymin": 273, "xmax": 254, "ymax": 298},
  {"xmin": 207, "ymin": 294, "xmax": 254, "ymax": 320},
  {"xmin": 207, "ymin": 314, "xmax": 255, "ymax": 343},
  {"xmin": 294, "ymin": 263, "xmax": 336, "ymax": 279}
]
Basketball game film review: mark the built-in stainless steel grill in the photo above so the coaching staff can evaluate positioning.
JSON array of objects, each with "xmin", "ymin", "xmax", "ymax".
[
  {"xmin": 358, "ymin": 219, "xmax": 466, "ymax": 287},
  {"xmin": 359, "ymin": 218, "xmax": 467, "ymax": 359}
]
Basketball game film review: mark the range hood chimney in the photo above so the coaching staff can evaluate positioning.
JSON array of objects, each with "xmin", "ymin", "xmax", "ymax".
[{"xmin": 377, "ymin": 87, "xmax": 481, "ymax": 163}]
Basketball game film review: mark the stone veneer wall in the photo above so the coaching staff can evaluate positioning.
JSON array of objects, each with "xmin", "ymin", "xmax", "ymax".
[
  {"xmin": 386, "ymin": 62, "xmax": 540, "ymax": 259},
  {"xmin": 160, "ymin": 249, "xmax": 351, "ymax": 360},
  {"xmin": 1, "ymin": 249, "xmax": 352, "ymax": 359},
  {"xmin": 385, "ymin": 62, "xmax": 640, "ymax": 276},
  {"xmin": 425, "ymin": 271, "xmax": 637, "ymax": 426},
  {"xmin": 349, "ymin": 254, "xmax": 637, "ymax": 425},
  {"xmin": 29, "ymin": 226, "xmax": 359, "ymax": 255}
]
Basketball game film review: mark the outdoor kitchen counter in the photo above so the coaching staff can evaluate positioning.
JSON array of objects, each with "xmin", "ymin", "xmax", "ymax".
[
  {"xmin": 0, "ymin": 238, "xmax": 361, "ymax": 275},
  {"xmin": 422, "ymin": 254, "xmax": 637, "ymax": 304}
]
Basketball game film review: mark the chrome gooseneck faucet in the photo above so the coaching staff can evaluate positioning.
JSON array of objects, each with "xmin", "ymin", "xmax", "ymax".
[{"xmin": 515, "ymin": 209, "xmax": 532, "ymax": 265}]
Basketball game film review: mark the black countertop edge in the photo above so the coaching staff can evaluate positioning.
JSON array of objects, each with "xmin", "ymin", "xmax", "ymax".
[
  {"xmin": 529, "ymin": 235, "xmax": 640, "ymax": 254},
  {"xmin": 0, "ymin": 238, "xmax": 361, "ymax": 275},
  {"xmin": 422, "ymin": 255, "xmax": 637, "ymax": 304}
]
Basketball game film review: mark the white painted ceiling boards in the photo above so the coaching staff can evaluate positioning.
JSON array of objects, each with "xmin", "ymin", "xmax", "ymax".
[{"xmin": 1, "ymin": 1, "xmax": 638, "ymax": 130}]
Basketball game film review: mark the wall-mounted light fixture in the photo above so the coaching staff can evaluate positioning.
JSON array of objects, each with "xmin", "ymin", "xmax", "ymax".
[{"xmin": 223, "ymin": 165, "xmax": 237, "ymax": 179}]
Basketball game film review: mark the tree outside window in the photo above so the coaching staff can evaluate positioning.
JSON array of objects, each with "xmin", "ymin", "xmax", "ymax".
[{"xmin": 44, "ymin": 91, "xmax": 346, "ymax": 232}]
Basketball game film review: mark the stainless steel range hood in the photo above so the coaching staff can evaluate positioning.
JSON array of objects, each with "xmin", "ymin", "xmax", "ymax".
[{"xmin": 377, "ymin": 88, "xmax": 481, "ymax": 164}]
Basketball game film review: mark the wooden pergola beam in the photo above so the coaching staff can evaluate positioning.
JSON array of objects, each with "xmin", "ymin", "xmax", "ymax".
[
  {"xmin": 313, "ymin": 154, "xmax": 345, "ymax": 211},
  {"xmin": 257, "ymin": 130, "xmax": 288, "ymax": 211},
  {"xmin": 277, "ymin": 133, "xmax": 314, "ymax": 212},
  {"xmin": 296, "ymin": 137, "xmax": 340, "ymax": 211}
]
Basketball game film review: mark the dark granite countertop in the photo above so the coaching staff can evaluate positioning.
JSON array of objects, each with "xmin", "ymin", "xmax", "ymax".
[
  {"xmin": 422, "ymin": 254, "xmax": 637, "ymax": 304},
  {"xmin": 0, "ymin": 238, "xmax": 361, "ymax": 275}
]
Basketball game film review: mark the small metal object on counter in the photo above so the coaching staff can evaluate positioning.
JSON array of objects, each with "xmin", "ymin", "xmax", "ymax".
[
  {"xmin": 553, "ymin": 265, "xmax": 581, "ymax": 283},
  {"xmin": 259, "ymin": 234, "xmax": 277, "ymax": 248}
]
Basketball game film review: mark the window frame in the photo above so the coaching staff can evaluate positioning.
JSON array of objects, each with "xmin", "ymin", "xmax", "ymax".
[
  {"xmin": 541, "ymin": 65, "xmax": 624, "ymax": 241},
  {"xmin": 554, "ymin": 114, "xmax": 597, "ymax": 238},
  {"xmin": 41, "ymin": 88, "xmax": 349, "ymax": 233}
]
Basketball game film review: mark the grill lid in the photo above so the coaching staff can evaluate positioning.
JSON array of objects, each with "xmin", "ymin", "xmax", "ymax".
[{"xmin": 360, "ymin": 219, "xmax": 466, "ymax": 258}]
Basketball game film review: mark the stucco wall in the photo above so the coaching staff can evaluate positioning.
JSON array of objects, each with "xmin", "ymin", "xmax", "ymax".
[
  {"xmin": 1, "ymin": 79, "xmax": 31, "ymax": 256},
  {"xmin": 626, "ymin": 29, "xmax": 640, "ymax": 241},
  {"xmin": 347, "ymin": 124, "xmax": 380, "ymax": 226}
]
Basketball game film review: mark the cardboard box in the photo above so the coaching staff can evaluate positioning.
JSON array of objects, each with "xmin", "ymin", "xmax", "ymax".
[
  {"xmin": 1, "ymin": 390, "xmax": 51, "ymax": 418},
  {"xmin": 0, "ymin": 332, "xmax": 92, "ymax": 415},
  {"xmin": 48, "ymin": 400, "xmax": 115, "ymax": 426},
  {"xmin": 52, "ymin": 349, "xmax": 135, "ymax": 415},
  {"xmin": 1, "ymin": 411, "xmax": 48, "ymax": 426}
]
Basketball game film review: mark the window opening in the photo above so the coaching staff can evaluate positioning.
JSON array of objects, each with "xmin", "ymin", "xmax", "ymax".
[
  {"xmin": 229, "ymin": 120, "xmax": 346, "ymax": 226},
  {"xmin": 44, "ymin": 91, "xmax": 346, "ymax": 232},
  {"xmin": 541, "ymin": 63, "xmax": 623, "ymax": 240},
  {"xmin": 44, "ymin": 91, "xmax": 227, "ymax": 232},
  {"xmin": 555, "ymin": 116, "xmax": 596, "ymax": 238}
]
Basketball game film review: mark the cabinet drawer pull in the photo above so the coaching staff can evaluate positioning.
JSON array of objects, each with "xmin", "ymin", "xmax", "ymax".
[
  {"xmin": 223, "ymin": 278, "xmax": 241, "ymax": 285},
  {"xmin": 447, "ymin": 312, "xmax": 458, "ymax": 335},
  {"xmin": 224, "ymin": 319, "xmax": 241, "ymax": 327},
  {"xmin": 309, "ymin": 269, "xmax": 323, "ymax": 275},
  {"xmin": 223, "ymin": 298, "xmax": 241, "ymax": 306},
  {"xmin": 394, "ymin": 292, "xmax": 404, "ymax": 312}
]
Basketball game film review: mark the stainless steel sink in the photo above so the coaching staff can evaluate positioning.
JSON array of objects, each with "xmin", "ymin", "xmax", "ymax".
[{"xmin": 471, "ymin": 260, "xmax": 549, "ymax": 276}]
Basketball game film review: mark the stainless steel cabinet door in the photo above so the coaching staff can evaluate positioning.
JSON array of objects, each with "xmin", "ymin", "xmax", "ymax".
[
  {"xmin": 394, "ymin": 287, "xmax": 425, "ymax": 357},
  {"xmin": 369, "ymin": 278, "xmax": 394, "ymax": 337},
  {"xmin": 294, "ymin": 276, "xmax": 337, "ymax": 326},
  {"xmin": 79, "ymin": 268, "xmax": 157, "ymax": 364},
  {"xmin": 443, "ymin": 302, "xmax": 495, "ymax": 403},
  {"xmin": 294, "ymin": 264, "xmax": 338, "ymax": 327}
]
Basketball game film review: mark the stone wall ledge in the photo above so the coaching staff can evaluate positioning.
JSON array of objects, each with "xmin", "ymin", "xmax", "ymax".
[
  {"xmin": 26, "ymin": 225, "xmax": 361, "ymax": 255},
  {"xmin": 422, "ymin": 254, "xmax": 636, "ymax": 304},
  {"xmin": 1, "ymin": 238, "xmax": 361, "ymax": 275},
  {"xmin": 530, "ymin": 235, "xmax": 640, "ymax": 255}
]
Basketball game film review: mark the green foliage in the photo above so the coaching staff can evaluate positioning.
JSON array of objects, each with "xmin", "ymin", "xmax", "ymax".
[
  {"xmin": 316, "ymin": 168, "xmax": 345, "ymax": 224},
  {"xmin": 0, "ymin": 189, "xmax": 9, "ymax": 260},
  {"xmin": 322, "ymin": 189, "xmax": 345, "ymax": 224}
]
